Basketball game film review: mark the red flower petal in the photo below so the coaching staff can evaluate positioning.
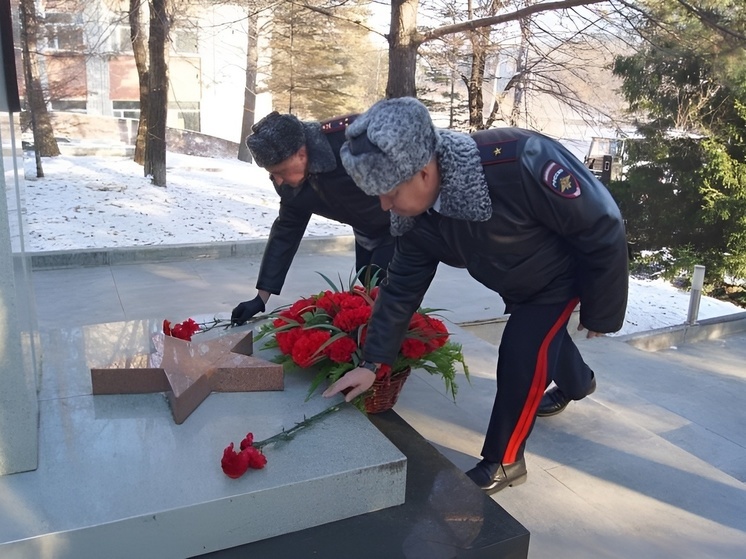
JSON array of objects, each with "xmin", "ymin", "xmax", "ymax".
[
  {"xmin": 402, "ymin": 338, "xmax": 427, "ymax": 359},
  {"xmin": 170, "ymin": 323, "xmax": 193, "ymax": 341},
  {"xmin": 291, "ymin": 330, "xmax": 331, "ymax": 368},
  {"xmin": 239, "ymin": 432, "xmax": 254, "ymax": 450},
  {"xmin": 243, "ymin": 446, "xmax": 267, "ymax": 469},
  {"xmin": 221, "ymin": 442, "xmax": 250, "ymax": 479},
  {"xmin": 325, "ymin": 336, "xmax": 358, "ymax": 363}
]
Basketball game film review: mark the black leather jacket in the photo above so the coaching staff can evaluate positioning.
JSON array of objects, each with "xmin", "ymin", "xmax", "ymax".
[
  {"xmin": 256, "ymin": 116, "xmax": 392, "ymax": 294},
  {"xmin": 362, "ymin": 127, "xmax": 629, "ymax": 365}
]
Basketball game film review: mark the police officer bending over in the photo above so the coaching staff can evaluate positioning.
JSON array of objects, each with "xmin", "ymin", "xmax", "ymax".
[
  {"xmin": 231, "ymin": 112, "xmax": 395, "ymax": 326},
  {"xmin": 323, "ymin": 97, "xmax": 628, "ymax": 494}
]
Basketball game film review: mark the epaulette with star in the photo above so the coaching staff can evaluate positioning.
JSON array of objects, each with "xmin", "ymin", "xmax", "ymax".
[
  {"xmin": 320, "ymin": 114, "xmax": 357, "ymax": 134},
  {"xmin": 478, "ymin": 139, "xmax": 518, "ymax": 166}
]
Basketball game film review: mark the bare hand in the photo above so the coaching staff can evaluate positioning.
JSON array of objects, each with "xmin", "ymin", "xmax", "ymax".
[
  {"xmin": 322, "ymin": 368, "xmax": 376, "ymax": 402},
  {"xmin": 577, "ymin": 323, "xmax": 604, "ymax": 339}
]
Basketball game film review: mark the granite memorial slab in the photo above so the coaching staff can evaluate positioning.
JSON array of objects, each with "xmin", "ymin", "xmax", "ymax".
[{"xmin": 0, "ymin": 318, "xmax": 407, "ymax": 559}]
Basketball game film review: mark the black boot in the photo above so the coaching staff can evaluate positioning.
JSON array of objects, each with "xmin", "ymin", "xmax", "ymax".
[
  {"xmin": 537, "ymin": 374, "xmax": 596, "ymax": 417},
  {"xmin": 465, "ymin": 456, "xmax": 527, "ymax": 495}
]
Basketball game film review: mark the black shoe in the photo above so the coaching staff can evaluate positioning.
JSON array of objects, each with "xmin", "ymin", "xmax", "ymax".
[
  {"xmin": 537, "ymin": 375, "xmax": 596, "ymax": 417},
  {"xmin": 465, "ymin": 457, "xmax": 527, "ymax": 495}
]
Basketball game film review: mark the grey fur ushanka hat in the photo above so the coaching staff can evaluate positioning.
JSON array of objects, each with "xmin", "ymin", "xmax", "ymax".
[
  {"xmin": 246, "ymin": 111, "xmax": 305, "ymax": 168},
  {"xmin": 340, "ymin": 97, "xmax": 439, "ymax": 195}
]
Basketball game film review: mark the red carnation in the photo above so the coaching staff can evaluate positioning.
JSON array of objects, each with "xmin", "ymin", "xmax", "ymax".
[
  {"xmin": 222, "ymin": 434, "xmax": 267, "ymax": 478},
  {"xmin": 243, "ymin": 446, "xmax": 267, "ymax": 469},
  {"xmin": 257, "ymin": 275, "xmax": 468, "ymax": 406},
  {"xmin": 424, "ymin": 316, "xmax": 449, "ymax": 350},
  {"xmin": 239, "ymin": 432, "xmax": 254, "ymax": 450},
  {"xmin": 325, "ymin": 336, "xmax": 358, "ymax": 363},
  {"xmin": 402, "ymin": 338, "xmax": 428, "ymax": 359},
  {"xmin": 337, "ymin": 292, "xmax": 366, "ymax": 309},
  {"xmin": 291, "ymin": 330, "xmax": 332, "ymax": 368},
  {"xmin": 376, "ymin": 363, "xmax": 392, "ymax": 379},
  {"xmin": 276, "ymin": 326, "xmax": 303, "ymax": 355},
  {"xmin": 278, "ymin": 298, "xmax": 316, "ymax": 324},
  {"xmin": 164, "ymin": 318, "xmax": 201, "ymax": 341},
  {"xmin": 332, "ymin": 306, "xmax": 371, "ymax": 332},
  {"xmin": 175, "ymin": 318, "xmax": 201, "ymax": 341},
  {"xmin": 409, "ymin": 313, "xmax": 428, "ymax": 331},
  {"xmin": 315, "ymin": 291, "xmax": 339, "ymax": 316},
  {"xmin": 221, "ymin": 442, "xmax": 250, "ymax": 479}
]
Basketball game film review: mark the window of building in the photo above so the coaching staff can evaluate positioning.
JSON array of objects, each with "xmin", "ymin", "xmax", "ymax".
[
  {"xmin": 112, "ymin": 100, "xmax": 140, "ymax": 119},
  {"xmin": 50, "ymin": 99, "xmax": 87, "ymax": 113},
  {"xmin": 111, "ymin": 24, "xmax": 134, "ymax": 53},
  {"xmin": 168, "ymin": 101, "xmax": 200, "ymax": 132},
  {"xmin": 44, "ymin": 12, "xmax": 84, "ymax": 52},
  {"xmin": 171, "ymin": 26, "xmax": 198, "ymax": 54}
]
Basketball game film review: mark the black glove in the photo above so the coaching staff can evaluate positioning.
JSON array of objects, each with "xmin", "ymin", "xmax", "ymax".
[{"xmin": 231, "ymin": 294, "xmax": 266, "ymax": 326}]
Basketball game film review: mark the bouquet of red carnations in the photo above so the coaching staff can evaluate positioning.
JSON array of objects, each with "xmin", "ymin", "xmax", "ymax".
[{"xmin": 256, "ymin": 273, "xmax": 469, "ymax": 410}]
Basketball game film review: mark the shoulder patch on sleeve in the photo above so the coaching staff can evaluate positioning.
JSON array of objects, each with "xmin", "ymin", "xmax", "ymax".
[
  {"xmin": 542, "ymin": 161, "xmax": 581, "ymax": 198},
  {"xmin": 478, "ymin": 139, "xmax": 518, "ymax": 166},
  {"xmin": 320, "ymin": 114, "xmax": 357, "ymax": 134}
]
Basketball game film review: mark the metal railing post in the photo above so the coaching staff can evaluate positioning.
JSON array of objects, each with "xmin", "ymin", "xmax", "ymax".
[{"xmin": 686, "ymin": 265, "xmax": 706, "ymax": 325}]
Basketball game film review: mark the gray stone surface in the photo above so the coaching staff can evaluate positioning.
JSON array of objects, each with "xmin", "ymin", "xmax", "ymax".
[
  {"xmin": 0, "ymin": 318, "xmax": 406, "ymax": 558},
  {"xmin": 25, "ymin": 246, "xmax": 746, "ymax": 558},
  {"xmin": 0, "ymin": 134, "xmax": 39, "ymax": 475}
]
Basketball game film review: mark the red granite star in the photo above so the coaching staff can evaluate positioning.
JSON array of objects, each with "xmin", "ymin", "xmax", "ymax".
[{"xmin": 90, "ymin": 331, "xmax": 283, "ymax": 424}]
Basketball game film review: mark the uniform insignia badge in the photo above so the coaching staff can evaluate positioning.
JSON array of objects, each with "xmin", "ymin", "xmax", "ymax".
[
  {"xmin": 478, "ymin": 140, "xmax": 517, "ymax": 165},
  {"xmin": 542, "ymin": 161, "xmax": 581, "ymax": 198}
]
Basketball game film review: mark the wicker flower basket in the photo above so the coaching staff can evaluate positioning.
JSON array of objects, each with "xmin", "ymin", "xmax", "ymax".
[{"xmin": 364, "ymin": 367, "xmax": 412, "ymax": 414}]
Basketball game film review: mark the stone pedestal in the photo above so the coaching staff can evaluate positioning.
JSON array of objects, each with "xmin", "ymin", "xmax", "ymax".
[
  {"xmin": 0, "ymin": 319, "xmax": 406, "ymax": 558},
  {"xmin": 0, "ymin": 117, "xmax": 39, "ymax": 476}
]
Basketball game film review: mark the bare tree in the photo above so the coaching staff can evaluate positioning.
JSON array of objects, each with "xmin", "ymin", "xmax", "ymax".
[
  {"xmin": 238, "ymin": 8, "xmax": 259, "ymax": 163},
  {"xmin": 385, "ymin": 0, "xmax": 609, "ymax": 99},
  {"xmin": 509, "ymin": 13, "xmax": 531, "ymax": 125},
  {"xmin": 130, "ymin": 0, "xmax": 149, "ymax": 165},
  {"xmin": 144, "ymin": 0, "xmax": 169, "ymax": 186},
  {"xmin": 18, "ymin": 0, "xmax": 59, "ymax": 178}
]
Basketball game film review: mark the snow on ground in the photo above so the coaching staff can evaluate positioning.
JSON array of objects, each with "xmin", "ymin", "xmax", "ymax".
[{"xmin": 21, "ymin": 152, "xmax": 350, "ymax": 250}]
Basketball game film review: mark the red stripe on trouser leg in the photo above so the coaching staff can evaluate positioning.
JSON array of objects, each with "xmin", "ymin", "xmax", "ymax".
[{"xmin": 503, "ymin": 297, "xmax": 579, "ymax": 463}]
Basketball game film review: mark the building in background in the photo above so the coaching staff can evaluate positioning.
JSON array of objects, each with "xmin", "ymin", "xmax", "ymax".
[{"xmin": 12, "ymin": 0, "xmax": 266, "ymax": 143}]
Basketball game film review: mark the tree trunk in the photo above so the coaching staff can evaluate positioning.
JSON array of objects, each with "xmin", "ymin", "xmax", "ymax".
[
  {"xmin": 466, "ymin": 39, "xmax": 487, "ymax": 130},
  {"xmin": 510, "ymin": 17, "xmax": 530, "ymax": 127},
  {"xmin": 130, "ymin": 0, "xmax": 149, "ymax": 165},
  {"xmin": 18, "ymin": 0, "xmax": 59, "ymax": 176},
  {"xmin": 385, "ymin": 0, "xmax": 421, "ymax": 99},
  {"xmin": 238, "ymin": 10, "xmax": 258, "ymax": 163},
  {"xmin": 144, "ymin": 0, "xmax": 169, "ymax": 186}
]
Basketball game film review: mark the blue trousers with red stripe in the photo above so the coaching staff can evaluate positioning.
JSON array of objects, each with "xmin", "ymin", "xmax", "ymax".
[{"xmin": 481, "ymin": 297, "xmax": 594, "ymax": 464}]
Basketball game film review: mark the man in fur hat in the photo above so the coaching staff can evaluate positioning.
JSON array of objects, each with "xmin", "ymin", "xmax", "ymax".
[
  {"xmin": 231, "ymin": 112, "xmax": 395, "ymax": 326},
  {"xmin": 323, "ymin": 97, "xmax": 628, "ymax": 494}
]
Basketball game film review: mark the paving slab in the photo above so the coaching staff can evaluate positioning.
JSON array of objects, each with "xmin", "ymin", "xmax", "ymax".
[
  {"xmin": 28, "ymin": 249, "xmax": 746, "ymax": 558},
  {"xmin": 393, "ymin": 323, "xmax": 746, "ymax": 559}
]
